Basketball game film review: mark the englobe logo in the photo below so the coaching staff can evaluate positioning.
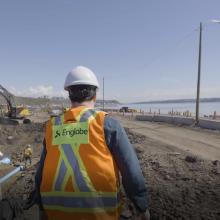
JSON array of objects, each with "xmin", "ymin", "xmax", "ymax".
[
  {"xmin": 53, "ymin": 122, "xmax": 89, "ymax": 145},
  {"xmin": 55, "ymin": 127, "xmax": 88, "ymax": 138},
  {"xmin": 55, "ymin": 130, "xmax": 61, "ymax": 138}
]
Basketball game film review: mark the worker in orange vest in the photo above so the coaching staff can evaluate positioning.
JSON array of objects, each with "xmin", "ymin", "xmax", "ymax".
[{"xmin": 30, "ymin": 66, "xmax": 149, "ymax": 220}]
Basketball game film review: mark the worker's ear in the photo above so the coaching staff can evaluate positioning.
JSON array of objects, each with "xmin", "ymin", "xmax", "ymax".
[{"xmin": 93, "ymin": 95, "xmax": 96, "ymax": 102}]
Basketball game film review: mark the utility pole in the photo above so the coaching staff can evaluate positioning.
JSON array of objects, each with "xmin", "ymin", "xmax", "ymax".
[
  {"xmin": 103, "ymin": 77, "xmax": 105, "ymax": 111},
  {"xmin": 195, "ymin": 22, "xmax": 202, "ymax": 125}
]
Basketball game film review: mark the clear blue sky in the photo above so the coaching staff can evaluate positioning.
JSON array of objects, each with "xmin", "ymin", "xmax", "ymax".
[{"xmin": 0, "ymin": 0, "xmax": 220, "ymax": 102}]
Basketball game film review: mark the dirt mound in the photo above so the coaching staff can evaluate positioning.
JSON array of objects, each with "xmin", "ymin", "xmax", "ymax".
[
  {"xmin": 2, "ymin": 165, "xmax": 37, "ymax": 220},
  {"xmin": 0, "ymin": 122, "xmax": 45, "ymax": 219},
  {"xmin": 125, "ymin": 128, "xmax": 220, "ymax": 220},
  {"xmin": 124, "ymin": 127, "xmax": 146, "ymax": 144},
  {"xmin": 0, "ymin": 123, "xmax": 45, "ymax": 166}
]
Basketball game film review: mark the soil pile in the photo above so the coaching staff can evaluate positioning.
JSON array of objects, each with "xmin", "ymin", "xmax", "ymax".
[{"xmin": 125, "ymin": 127, "xmax": 220, "ymax": 220}]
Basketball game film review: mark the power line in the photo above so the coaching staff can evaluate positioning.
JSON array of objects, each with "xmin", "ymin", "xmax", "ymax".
[
  {"xmin": 103, "ymin": 27, "xmax": 198, "ymax": 79},
  {"xmin": 139, "ymin": 28, "xmax": 198, "ymax": 71}
]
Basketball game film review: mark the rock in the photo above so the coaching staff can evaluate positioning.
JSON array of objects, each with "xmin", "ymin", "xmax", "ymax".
[
  {"xmin": 23, "ymin": 194, "xmax": 28, "ymax": 201},
  {"xmin": 7, "ymin": 136, "xmax": 13, "ymax": 140},
  {"xmin": 211, "ymin": 169, "xmax": 220, "ymax": 175},
  {"xmin": 120, "ymin": 209, "xmax": 132, "ymax": 219},
  {"xmin": 185, "ymin": 155, "xmax": 197, "ymax": 163},
  {"xmin": 135, "ymin": 146, "xmax": 144, "ymax": 153},
  {"xmin": 181, "ymin": 177, "xmax": 190, "ymax": 181},
  {"xmin": 164, "ymin": 174, "xmax": 171, "ymax": 180},
  {"xmin": 212, "ymin": 160, "xmax": 219, "ymax": 166},
  {"xmin": 168, "ymin": 152, "xmax": 181, "ymax": 156},
  {"xmin": 151, "ymin": 161, "xmax": 160, "ymax": 167}
]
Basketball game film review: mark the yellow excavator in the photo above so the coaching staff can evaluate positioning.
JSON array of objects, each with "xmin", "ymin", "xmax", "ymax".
[{"xmin": 0, "ymin": 85, "xmax": 31, "ymax": 124}]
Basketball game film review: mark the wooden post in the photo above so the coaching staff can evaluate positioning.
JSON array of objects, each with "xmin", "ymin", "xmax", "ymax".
[
  {"xmin": 213, "ymin": 111, "xmax": 217, "ymax": 120},
  {"xmin": 102, "ymin": 77, "xmax": 105, "ymax": 111},
  {"xmin": 195, "ymin": 23, "xmax": 203, "ymax": 125}
]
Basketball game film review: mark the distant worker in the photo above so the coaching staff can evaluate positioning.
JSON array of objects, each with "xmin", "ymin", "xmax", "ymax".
[
  {"xmin": 23, "ymin": 144, "xmax": 33, "ymax": 168},
  {"xmin": 31, "ymin": 66, "xmax": 150, "ymax": 220}
]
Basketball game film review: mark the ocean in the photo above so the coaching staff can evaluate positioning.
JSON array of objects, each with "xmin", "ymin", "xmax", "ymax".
[{"xmin": 118, "ymin": 102, "xmax": 220, "ymax": 117}]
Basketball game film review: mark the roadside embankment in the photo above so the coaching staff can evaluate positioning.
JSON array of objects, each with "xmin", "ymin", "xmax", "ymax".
[{"xmin": 135, "ymin": 114, "xmax": 220, "ymax": 130}]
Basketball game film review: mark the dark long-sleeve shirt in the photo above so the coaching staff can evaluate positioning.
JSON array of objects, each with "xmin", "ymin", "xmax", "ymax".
[{"xmin": 35, "ymin": 116, "xmax": 149, "ymax": 212}]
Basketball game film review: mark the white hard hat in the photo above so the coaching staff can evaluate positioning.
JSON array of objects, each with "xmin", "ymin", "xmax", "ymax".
[{"xmin": 64, "ymin": 66, "xmax": 99, "ymax": 90}]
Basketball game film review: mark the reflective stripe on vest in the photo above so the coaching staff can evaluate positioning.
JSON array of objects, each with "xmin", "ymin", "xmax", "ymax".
[
  {"xmin": 42, "ymin": 108, "xmax": 121, "ymax": 212},
  {"xmin": 41, "ymin": 191, "xmax": 121, "ymax": 212},
  {"xmin": 52, "ymin": 109, "xmax": 96, "ymax": 192}
]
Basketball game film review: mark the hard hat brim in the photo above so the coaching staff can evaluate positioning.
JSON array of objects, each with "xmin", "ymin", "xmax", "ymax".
[{"xmin": 64, "ymin": 81, "xmax": 99, "ymax": 90}]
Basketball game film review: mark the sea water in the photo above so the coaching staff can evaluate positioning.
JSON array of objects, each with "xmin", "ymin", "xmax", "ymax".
[{"xmin": 120, "ymin": 102, "xmax": 220, "ymax": 116}]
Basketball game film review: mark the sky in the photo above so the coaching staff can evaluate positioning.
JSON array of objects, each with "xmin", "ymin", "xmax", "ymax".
[{"xmin": 0, "ymin": 0, "xmax": 220, "ymax": 102}]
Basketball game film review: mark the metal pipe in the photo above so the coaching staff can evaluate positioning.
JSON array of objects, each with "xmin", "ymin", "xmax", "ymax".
[{"xmin": 0, "ymin": 166, "xmax": 23, "ymax": 185}]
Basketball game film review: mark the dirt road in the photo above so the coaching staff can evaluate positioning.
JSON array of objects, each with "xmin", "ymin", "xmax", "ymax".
[{"xmin": 115, "ymin": 115, "xmax": 220, "ymax": 161}]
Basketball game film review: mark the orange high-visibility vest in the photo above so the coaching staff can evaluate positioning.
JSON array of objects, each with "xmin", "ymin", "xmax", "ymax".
[{"xmin": 40, "ymin": 106, "xmax": 122, "ymax": 220}]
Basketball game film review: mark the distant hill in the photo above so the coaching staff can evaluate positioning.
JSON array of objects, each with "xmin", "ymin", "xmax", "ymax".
[
  {"xmin": 14, "ymin": 96, "xmax": 52, "ymax": 106},
  {"xmin": 13, "ymin": 96, "xmax": 220, "ymax": 107},
  {"xmin": 96, "ymin": 99, "xmax": 120, "ymax": 106},
  {"xmin": 133, "ymin": 98, "xmax": 220, "ymax": 104},
  {"xmin": 14, "ymin": 96, "xmax": 120, "ymax": 107}
]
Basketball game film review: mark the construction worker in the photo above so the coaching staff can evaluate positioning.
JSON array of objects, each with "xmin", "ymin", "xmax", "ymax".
[
  {"xmin": 31, "ymin": 66, "xmax": 150, "ymax": 220},
  {"xmin": 23, "ymin": 144, "xmax": 33, "ymax": 168}
]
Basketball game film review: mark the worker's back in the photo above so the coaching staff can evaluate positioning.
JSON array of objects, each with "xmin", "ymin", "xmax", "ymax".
[
  {"xmin": 33, "ymin": 65, "xmax": 149, "ymax": 220},
  {"xmin": 40, "ymin": 106, "xmax": 121, "ymax": 220}
]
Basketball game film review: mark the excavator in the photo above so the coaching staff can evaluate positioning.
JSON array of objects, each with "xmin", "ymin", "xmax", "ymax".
[{"xmin": 0, "ymin": 84, "xmax": 31, "ymax": 124}]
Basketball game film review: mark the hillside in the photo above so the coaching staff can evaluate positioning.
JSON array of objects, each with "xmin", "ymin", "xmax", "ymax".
[
  {"xmin": 14, "ymin": 96, "xmax": 120, "ymax": 107},
  {"xmin": 133, "ymin": 98, "xmax": 220, "ymax": 104}
]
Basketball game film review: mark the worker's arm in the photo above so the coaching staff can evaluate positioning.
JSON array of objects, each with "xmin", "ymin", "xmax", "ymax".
[{"xmin": 104, "ymin": 116, "xmax": 149, "ymax": 213}]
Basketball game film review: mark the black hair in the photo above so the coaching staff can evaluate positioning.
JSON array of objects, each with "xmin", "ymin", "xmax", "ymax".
[{"xmin": 68, "ymin": 85, "xmax": 97, "ymax": 103}]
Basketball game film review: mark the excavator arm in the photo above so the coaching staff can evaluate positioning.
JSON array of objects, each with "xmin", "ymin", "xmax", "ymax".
[{"xmin": 0, "ymin": 85, "xmax": 17, "ymax": 118}]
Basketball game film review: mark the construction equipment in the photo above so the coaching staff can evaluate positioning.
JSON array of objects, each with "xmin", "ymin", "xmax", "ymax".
[
  {"xmin": 17, "ymin": 106, "xmax": 31, "ymax": 117},
  {"xmin": 0, "ymin": 85, "xmax": 31, "ymax": 123},
  {"xmin": 0, "ymin": 85, "xmax": 17, "ymax": 118},
  {"xmin": 119, "ymin": 106, "xmax": 137, "ymax": 113}
]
